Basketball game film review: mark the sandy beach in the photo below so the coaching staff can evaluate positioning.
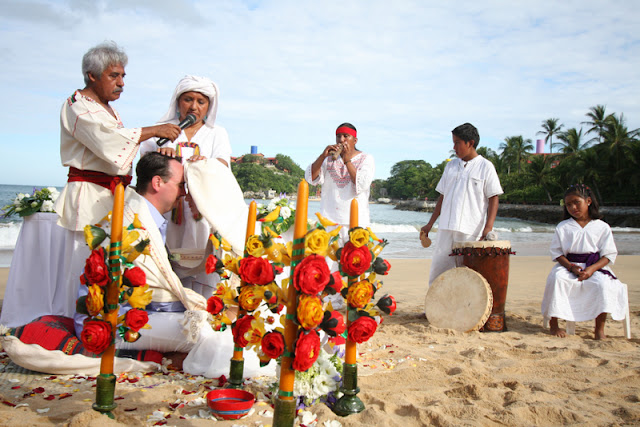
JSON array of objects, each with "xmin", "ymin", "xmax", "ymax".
[{"xmin": 0, "ymin": 256, "xmax": 639, "ymax": 426}]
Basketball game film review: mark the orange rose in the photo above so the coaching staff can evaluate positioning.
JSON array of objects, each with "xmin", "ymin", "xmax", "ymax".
[
  {"xmin": 346, "ymin": 280, "xmax": 374, "ymax": 308},
  {"xmin": 296, "ymin": 294, "xmax": 324, "ymax": 330}
]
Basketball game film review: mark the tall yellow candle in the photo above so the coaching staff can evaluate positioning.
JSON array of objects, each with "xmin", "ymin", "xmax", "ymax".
[
  {"xmin": 100, "ymin": 183, "xmax": 124, "ymax": 374},
  {"xmin": 232, "ymin": 200, "xmax": 257, "ymax": 362},
  {"xmin": 278, "ymin": 180, "xmax": 308, "ymax": 399},
  {"xmin": 345, "ymin": 198, "xmax": 358, "ymax": 365}
]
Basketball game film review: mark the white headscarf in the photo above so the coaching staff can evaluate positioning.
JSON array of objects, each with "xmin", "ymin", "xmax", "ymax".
[{"xmin": 157, "ymin": 75, "xmax": 220, "ymax": 129}]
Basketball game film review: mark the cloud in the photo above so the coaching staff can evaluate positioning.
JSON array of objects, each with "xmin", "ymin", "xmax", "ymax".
[{"xmin": 0, "ymin": 0, "xmax": 639, "ymax": 185}]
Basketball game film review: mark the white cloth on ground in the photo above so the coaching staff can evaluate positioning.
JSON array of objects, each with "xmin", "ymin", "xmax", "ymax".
[
  {"xmin": 305, "ymin": 151, "xmax": 375, "ymax": 227},
  {"xmin": 541, "ymin": 218, "xmax": 628, "ymax": 322},
  {"xmin": 428, "ymin": 229, "xmax": 477, "ymax": 285},
  {"xmin": 435, "ymin": 155, "xmax": 503, "ymax": 236}
]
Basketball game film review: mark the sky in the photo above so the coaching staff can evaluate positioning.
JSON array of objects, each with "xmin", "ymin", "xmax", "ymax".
[{"xmin": 1, "ymin": 0, "xmax": 639, "ymax": 186}]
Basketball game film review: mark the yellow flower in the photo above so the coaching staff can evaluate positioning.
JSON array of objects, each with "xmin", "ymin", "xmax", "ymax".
[
  {"xmin": 86, "ymin": 284, "xmax": 104, "ymax": 316},
  {"xmin": 246, "ymin": 235, "xmax": 265, "ymax": 257},
  {"xmin": 126, "ymin": 284, "xmax": 153, "ymax": 309},
  {"xmin": 223, "ymin": 254, "xmax": 242, "ymax": 275},
  {"xmin": 83, "ymin": 225, "xmax": 107, "ymax": 250},
  {"xmin": 238, "ymin": 285, "xmax": 264, "ymax": 312},
  {"xmin": 305, "ymin": 228, "xmax": 330, "ymax": 256},
  {"xmin": 349, "ymin": 227, "xmax": 370, "ymax": 248},
  {"xmin": 347, "ymin": 280, "xmax": 374, "ymax": 308},
  {"xmin": 297, "ymin": 294, "xmax": 324, "ymax": 330}
]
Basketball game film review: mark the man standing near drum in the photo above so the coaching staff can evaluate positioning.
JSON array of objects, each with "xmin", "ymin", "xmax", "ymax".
[{"xmin": 421, "ymin": 123, "xmax": 503, "ymax": 285}]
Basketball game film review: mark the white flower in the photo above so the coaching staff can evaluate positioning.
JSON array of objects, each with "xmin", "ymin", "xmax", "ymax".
[
  {"xmin": 267, "ymin": 202, "xmax": 276, "ymax": 211},
  {"xmin": 299, "ymin": 410, "xmax": 318, "ymax": 426},
  {"xmin": 280, "ymin": 206, "xmax": 292, "ymax": 219},
  {"xmin": 30, "ymin": 201, "xmax": 38, "ymax": 208},
  {"xmin": 41, "ymin": 200, "xmax": 54, "ymax": 212},
  {"xmin": 324, "ymin": 420, "xmax": 343, "ymax": 427}
]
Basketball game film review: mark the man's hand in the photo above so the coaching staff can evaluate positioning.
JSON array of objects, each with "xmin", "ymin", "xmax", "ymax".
[{"xmin": 154, "ymin": 123, "xmax": 181, "ymax": 141}]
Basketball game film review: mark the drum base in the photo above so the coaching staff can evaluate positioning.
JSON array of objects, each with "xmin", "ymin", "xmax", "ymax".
[{"xmin": 481, "ymin": 312, "xmax": 507, "ymax": 332}]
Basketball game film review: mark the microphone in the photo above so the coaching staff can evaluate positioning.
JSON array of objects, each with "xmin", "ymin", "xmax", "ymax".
[{"xmin": 156, "ymin": 113, "xmax": 197, "ymax": 147}]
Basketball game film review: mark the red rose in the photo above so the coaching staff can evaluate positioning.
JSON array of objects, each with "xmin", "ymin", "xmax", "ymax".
[
  {"xmin": 207, "ymin": 295, "xmax": 225, "ymax": 315},
  {"xmin": 373, "ymin": 257, "xmax": 392, "ymax": 275},
  {"xmin": 122, "ymin": 266, "xmax": 146, "ymax": 287},
  {"xmin": 232, "ymin": 315, "xmax": 255, "ymax": 348},
  {"xmin": 320, "ymin": 310, "xmax": 346, "ymax": 337},
  {"xmin": 80, "ymin": 319, "xmax": 112, "ymax": 354},
  {"xmin": 261, "ymin": 331, "xmax": 285, "ymax": 359},
  {"xmin": 80, "ymin": 247, "xmax": 109, "ymax": 287},
  {"xmin": 339, "ymin": 242, "xmax": 372, "ymax": 277},
  {"xmin": 293, "ymin": 254, "xmax": 330, "ymax": 295},
  {"xmin": 325, "ymin": 271, "xmax": 345, "ymax": 295},
  {"xmin": 292, "ymin": 329, "xmax": 320, "ymax": 372},
  {"xmin": 206, "ymin": 254, "xmax": 224, "ymax": 275},
  {"xmin": 124, "ymin": 309, "xmax": 149, "ymax": 332},
  {"xmin": 239, "ymin": 256, "xmax": 275, "ymax": 285},
  {"xmin": 348, "ymin": 315, "xmax": 378, "ymax": 343},
  {"xmin": 376, "ymin": 294, "xmax": 397, "ymax": 315}
]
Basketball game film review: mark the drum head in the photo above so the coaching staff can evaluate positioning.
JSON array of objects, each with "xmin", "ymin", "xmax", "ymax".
[
  {"xmin": 425, "ymin": 267, "xmax": 493, "ymax": 332},
  {"xmin": 453, "ymin": 240, "xmax": 511, "ymax": 250}
]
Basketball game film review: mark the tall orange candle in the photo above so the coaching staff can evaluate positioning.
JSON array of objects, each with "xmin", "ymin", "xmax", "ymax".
[
  {"xmin": 278, "ymin": 180, "xmax": 308, "ymax": 399},
  {"xmin": 232, "ymin": 200, "xmax": 257, "ymax": 362},
  {"xmin": 345, "ymin": 198, "xmax": 358, "ymax": 365},
  {"xmin": 100, "ymin": 182, "xmax": 124, "ymax": 374}
]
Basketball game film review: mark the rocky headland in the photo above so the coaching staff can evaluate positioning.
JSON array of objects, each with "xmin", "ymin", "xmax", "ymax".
[{"xmin": 391, "ymin": 200, "xmax": 640, "ymax": 228}]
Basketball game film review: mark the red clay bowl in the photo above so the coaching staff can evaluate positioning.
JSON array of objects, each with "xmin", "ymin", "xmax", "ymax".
[{"xmin": 207, "ymin": 389, "xmax": 255, "ymax": 420}]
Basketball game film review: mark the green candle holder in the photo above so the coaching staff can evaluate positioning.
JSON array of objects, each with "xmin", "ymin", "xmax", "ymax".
[
  {"xmin": 225, "ymin": 358, "xmax": 245, "ymax": 389},
  {"xmin": 273, "ymin": 395, "xmax": 297, "ymax": 427},
  {"xmin": 333, "ymin": 362, "xmax": 365, "ymax": 416},
  {"xmin": 93, "ymin": 373, "xmax": 117, "ymax": 419}
]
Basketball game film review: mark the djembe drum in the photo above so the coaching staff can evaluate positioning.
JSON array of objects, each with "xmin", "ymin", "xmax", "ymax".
[{"xmin": 452, "ymin": 240, "xmax": 513, "ymax": 332}]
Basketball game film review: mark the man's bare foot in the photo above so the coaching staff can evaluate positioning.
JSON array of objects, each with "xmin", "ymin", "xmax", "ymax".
[
  {"xmin": 594, "ymin": 330, "xmax": 607, "ymax": 340},
  {"xmin": 595, "ymin": 313, "xmax": 607, "ymax": 340},
  {"xmin": 549, "ymin": 317, "xmax": 567, "ymax": 338},
  {"xmin": 164, "ymin": 352, "xmax": 188, "ymax": 371}
]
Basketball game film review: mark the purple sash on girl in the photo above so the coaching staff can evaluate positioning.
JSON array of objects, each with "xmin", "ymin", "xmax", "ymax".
[{"xmin": 566, "ymin": 252, "xmax": 617, "ymax": 279}]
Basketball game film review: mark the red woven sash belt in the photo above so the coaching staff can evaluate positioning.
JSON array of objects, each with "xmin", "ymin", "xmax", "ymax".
[{"xmin": 67, "ymin": 166, "xmax": 132, "ymax": 194}]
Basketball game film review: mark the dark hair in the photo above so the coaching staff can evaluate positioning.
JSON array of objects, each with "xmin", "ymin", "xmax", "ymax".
[
  {"xmin": 451, "ymin": 123, "xmax": 479, "ymax": 148},
  {"xmin": 336, "ymin": 122, "xmax": 356, "ymax": 132},
  {"xmin": 562, "ymin": 184, "xmax": 601, "ymax": 220},
  {"xmin": 135, "ymin": 152, "xmax": 182, "ymax": 195}
]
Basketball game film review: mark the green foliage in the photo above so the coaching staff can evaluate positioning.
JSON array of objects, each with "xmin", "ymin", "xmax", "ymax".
[
  {"xmin": 232, "ymin": 155, "xmax": 303, "ymax": 194},
  {"xmin": 372, "ymin": 105, "xmax": 640, "ymax": 205}
]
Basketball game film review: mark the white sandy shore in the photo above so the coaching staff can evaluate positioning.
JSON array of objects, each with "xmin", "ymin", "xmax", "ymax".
[{"xmin": 0, "ymin": 257, "xmax": 639, "ymax": 426}]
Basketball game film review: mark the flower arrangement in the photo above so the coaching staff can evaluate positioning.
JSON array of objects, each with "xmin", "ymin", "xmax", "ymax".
[
  {"xmin": 76, "ymin": 213, "xmax": 154, "ymax": 354},
  {"xmin": 256, "ymin": 196, "xmax": 296, "ymax": 234},
  {"xmin": 2, "ymin": 187, "xmax": 60, "ymax": 218},
  {"xmin": 272, "ymin": 347, "xmax": 343, "ymax": 408},
  {"xmin": 335, "ymin": 225, "xmax": 396, "ymax": 344}
]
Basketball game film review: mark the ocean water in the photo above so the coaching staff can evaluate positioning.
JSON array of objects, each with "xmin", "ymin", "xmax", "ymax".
[{"xmin": 1, "ymin": 184, "xmax": 639, "ymax": 267}]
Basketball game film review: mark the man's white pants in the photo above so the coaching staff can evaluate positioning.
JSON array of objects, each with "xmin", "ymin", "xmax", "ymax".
[{"xmin": 428, "ymin": 230, "xmax": 478, "ymax": 285}]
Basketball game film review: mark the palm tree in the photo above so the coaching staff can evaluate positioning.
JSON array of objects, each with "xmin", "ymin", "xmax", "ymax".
[
  {"xmin": 581, "ymin": 105, "xmax": 608, "ymax": 144},
  {"xmin": 525, "ymin": 155, "xmax": 554, "ymax": 201},
  {"xmin": 499, "ymin": 136, "xmax": 533, "ymax": 173},
  {"xmin": 597, "ymin": 113, "xmax": 640, "ymax": 185},
  {"xmin": 537, "ymin": 118, "xmax": 564, "ymax": 154},
  {"xmin": 556, "ymin": 128, "xmax": 590, "ymax": 155}
]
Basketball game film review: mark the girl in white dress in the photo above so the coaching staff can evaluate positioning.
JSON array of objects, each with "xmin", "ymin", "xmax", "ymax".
[{"xmin": 541, "ymin": 184, "xmax": 628, "ymax": 339}]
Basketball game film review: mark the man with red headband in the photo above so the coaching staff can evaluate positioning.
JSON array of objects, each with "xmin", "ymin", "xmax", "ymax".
[{"xmin": 305, "ymin": 122, "xmax": 375, "ymax": 242}]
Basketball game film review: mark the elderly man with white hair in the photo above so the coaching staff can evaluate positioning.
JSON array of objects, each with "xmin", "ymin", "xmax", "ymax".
[{"xmin": 51, "ymin": 41, "xmax": 183, "ymax": 320}]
